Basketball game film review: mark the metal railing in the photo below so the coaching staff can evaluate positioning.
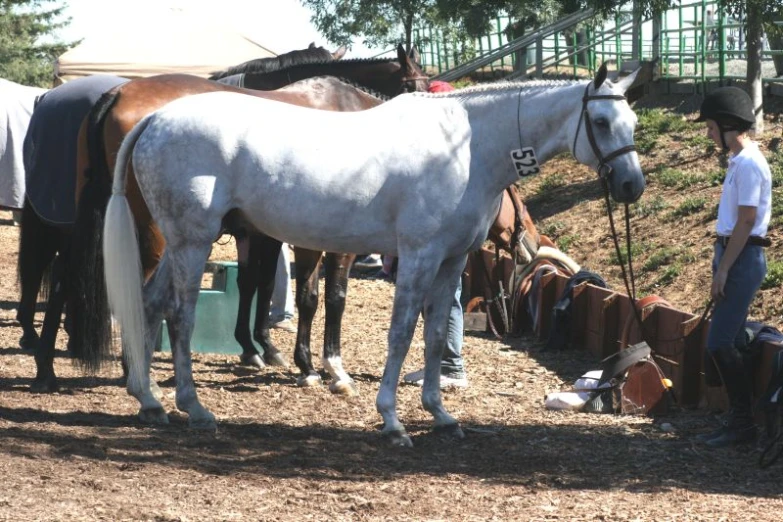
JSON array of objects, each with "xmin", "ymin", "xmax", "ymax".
[{"xmin": 414, "ymin": 1, "xmax": 781, "ymax": 85}]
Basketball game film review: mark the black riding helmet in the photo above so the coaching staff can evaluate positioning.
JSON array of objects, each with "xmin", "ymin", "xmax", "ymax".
[{"xmin": 696, "ymin": 86, "xmax": 755, "ymax": 131}]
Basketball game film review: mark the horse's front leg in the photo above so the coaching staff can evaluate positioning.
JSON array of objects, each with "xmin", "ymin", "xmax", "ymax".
[
  {"xmin": 420, "ymin": 255, "xmax": 466, "ymax": 439},
  {"xmin": 251, "ymin": 234, "xmax": 288, "ymax": 367},
  {"xmin": 167, "ymin": 243, "xmax": 217, "ymax": 430},
  {"xmin": 322, "ymin": 252, "xmax": 357, "ymax": 395},
  {"xmin": 233, "ymin": 234, "xmax": 265, "ymax": 368},
  {"xmin": 376, "ymin": 254, "xmax": 438, "ymax": 448},
  {"xmin": 292, "ymin": 248, "xmax": 323, "ymax": 386}
]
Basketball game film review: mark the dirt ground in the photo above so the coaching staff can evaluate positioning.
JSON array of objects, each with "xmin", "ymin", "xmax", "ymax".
[{"xmin": 3, "ymin": 97, "xmax": 783, "ymax": 520}]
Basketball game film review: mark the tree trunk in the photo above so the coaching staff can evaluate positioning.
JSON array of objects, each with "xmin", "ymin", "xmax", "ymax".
[{"xmin": 745, "ymin": 4, "xmax": 764, "ymax": 133}]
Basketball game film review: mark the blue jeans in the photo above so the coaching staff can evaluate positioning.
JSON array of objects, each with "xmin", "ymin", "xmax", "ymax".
[
  {"xmin": 707, "ymin": 243, "xmax": 766, "ymax": 353},
  {"xmin": 440, "ymin": 277, "xmax": 465, "ymax": 378},
  {"xmin": 269, "ymin": 244, "xmax": 295, "ymax": 323}
]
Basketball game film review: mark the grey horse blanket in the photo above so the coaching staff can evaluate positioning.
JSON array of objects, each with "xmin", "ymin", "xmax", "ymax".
[
  {"xmin": 0, "ymin": 79, "xmax": 46, "ymax": 210},
  {"xmin": 24, "ymin": 75, "xmax": 127, "ymax": 225}
]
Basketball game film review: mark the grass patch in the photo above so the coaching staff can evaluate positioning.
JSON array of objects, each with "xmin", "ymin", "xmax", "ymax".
[
  {"xmin": 770, "ymin": 189, "xmax": 783, "ymax": 230},
  {"xmin": 607, "ymin": 241, "xmax": 648, "ymax": 266},
  {"xmin": 635, "ymin": 108, "xmax": 691, "ymax": 153},
  {"xmin": 655, "ymin": 263, "xmax": 682, "ymax": 287},
  {"xmin": 537, "ymin": 173, "xmax": 567, "ymax": 195},
  {"xmin": 632, "ymin": 194, "xmax": 669, "ymax": 217},
  {"xmin": 540, "ymin": 220, "xmax": 566, "ymax": 237},
  {"xmin": 641, "ymin": 247, "xmax": 680, "ymax": 273},
  {"xmin": 769, "ymin": 149, "xmax": 783, "ymax": 188},
  {"xmin": 556, "ymin": 234, "xmax": 580, "ymax": 253},
  {"xmin": 686, "ymin": 133, "xmax": 714, "ymax": 149},
  {"xmin": 707, "ymin": 169, "xmax": 725, "ymax": 186},
  {"xmin": 670, "ymin": 197, "xmax": 707, "ymax": 219},
  {"xmin": 651, "ymin": 167, "xmax": 704, "ymax": 189},
  {"xmin": 762, "ymin": 259, "xmax": 783, "ymax": 290}
]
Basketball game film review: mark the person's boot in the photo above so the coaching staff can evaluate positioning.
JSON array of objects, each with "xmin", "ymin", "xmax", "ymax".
[{"xmin": 703, "ymin": 346, "xmax": 757, "ymax": 448}]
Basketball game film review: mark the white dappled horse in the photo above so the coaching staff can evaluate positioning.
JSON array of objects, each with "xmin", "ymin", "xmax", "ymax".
[{"xmin": 104, "ymin": 63, "xmax": 644, "ymax": 446}]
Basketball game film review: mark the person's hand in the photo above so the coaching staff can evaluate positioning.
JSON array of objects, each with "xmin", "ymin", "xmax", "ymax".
[{"xmin": 711, "ymin": 269, "xmax": 728, "ymax": 301}]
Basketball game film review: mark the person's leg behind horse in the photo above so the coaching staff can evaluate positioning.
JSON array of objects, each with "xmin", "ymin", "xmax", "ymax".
[
  {"xmin": 250, "ymin": 234, "xmax": 288, "ymax": 367},
  {"xmin": 269, "ymin": 242, "xmax": 295, "ymax": 332},
  {"xmin": 233, "ymin": 232, "xmax": 265, "ymax": 367},
  {"xmin": 701, "ymin": 243, "xmax": 766, "ymax": 447}
]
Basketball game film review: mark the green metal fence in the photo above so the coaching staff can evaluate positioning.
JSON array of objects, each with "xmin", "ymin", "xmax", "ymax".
[{"xmin": 414, "ymin": 1, "xmax": 781, "ymax": 84}]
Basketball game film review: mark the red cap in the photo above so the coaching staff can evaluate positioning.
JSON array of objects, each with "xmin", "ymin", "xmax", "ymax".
[{"xmin": 428, "ymin": 80, "xmax": 455, "ymax": 93}]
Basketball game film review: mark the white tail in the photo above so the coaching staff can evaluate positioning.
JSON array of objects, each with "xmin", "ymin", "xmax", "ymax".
[{"xmin": 103, "ymin": 116, "xmax": 153, "ymax": 395}]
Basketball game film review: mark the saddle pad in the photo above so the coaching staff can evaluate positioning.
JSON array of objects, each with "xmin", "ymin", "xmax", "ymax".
[
  {"xmin": 24, "ymin": 75, "xmax": 127, "ymax": 226},
  {"xmin": 0, "ymin": 79, "xmax": 46, "ymax": 210}
]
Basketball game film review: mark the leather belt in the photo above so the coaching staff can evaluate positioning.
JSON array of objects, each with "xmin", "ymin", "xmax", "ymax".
[{"xmin": 715, "ymin": 235, "xmax": 771, "ymax": 248}]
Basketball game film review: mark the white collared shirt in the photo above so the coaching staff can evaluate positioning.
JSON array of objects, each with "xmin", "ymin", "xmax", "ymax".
[{"xmin": 716, "ymin": 141, "xmax": 772, "ymax": 237}]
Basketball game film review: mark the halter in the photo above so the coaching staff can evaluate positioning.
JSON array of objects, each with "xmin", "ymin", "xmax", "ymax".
[
  {"xmin": 571, "ymin": 83, "xmax": 637, "ymax": 179},
  {"xmin": 397, "ymin": 74, "xmax": 430, "ymax": 94}
]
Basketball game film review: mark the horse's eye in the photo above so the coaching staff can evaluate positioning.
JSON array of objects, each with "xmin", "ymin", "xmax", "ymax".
[{"xmin": 594, "ymin": 117, "xmax": 610, "ymax": 128}]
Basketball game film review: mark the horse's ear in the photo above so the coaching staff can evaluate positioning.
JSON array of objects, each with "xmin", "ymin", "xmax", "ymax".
[
  {"xmin": 615, "ymin": 67, "xmax": 641, "ymax": 94},
  {"xmin": 408, "ymin": 45, "xmax": 421, "ymax": 65},
  {"xmin": 308, "ymin": 42, "xmax": 316, "ymax": 49},
  {"xmin": 332, "ymin": 45, "xmax": 347, "ymax": 60},
  {"xmin": 397, "ymin": 43, "xmax": 408, "ymax": 64},
  {"xmin": 593, "ymin": 62, "xmax": 608, "ymax": 91}
]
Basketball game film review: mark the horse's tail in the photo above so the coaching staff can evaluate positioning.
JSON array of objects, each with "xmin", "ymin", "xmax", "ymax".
[
  {"xmin": 69, "ymin": 88, "xmax": 121, "ymax": 370},
  {"xmin": 103, "ymin": 115, "xmax": 153, "ymax": 393}
]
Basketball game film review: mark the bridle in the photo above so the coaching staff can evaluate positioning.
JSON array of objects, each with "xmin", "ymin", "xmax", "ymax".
[
  {"xmin": 571, "ymin": 83, "xmax": 637, "ymax": 180},
  {"xmin": 572, "ymin": 82, "xmax": 714, "ymax": 352},
  {"xmin": 398, "ymin": 74, "xmax": 430, "ymax": 94}
]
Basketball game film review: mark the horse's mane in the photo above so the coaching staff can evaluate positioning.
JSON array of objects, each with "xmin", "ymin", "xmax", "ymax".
[
  {"xmin": 417, "ymin": 78, "xmax": 588, "ymax": 100},
  {"xmin": 326, "ymin": 76, "xmax": 390, "ymax": 102},
  {"xmin": 209, "ymin": 46, "xmax": 335, "ymax": 80},
  {"xmin": 240, "ymin": 56, "xmax": 415, "ymax": 79}
]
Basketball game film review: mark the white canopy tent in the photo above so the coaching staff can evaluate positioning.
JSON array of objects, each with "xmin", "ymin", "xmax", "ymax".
[{"xmin": 55, "ymin": 6, "xmax": 276, "ymax": 83}]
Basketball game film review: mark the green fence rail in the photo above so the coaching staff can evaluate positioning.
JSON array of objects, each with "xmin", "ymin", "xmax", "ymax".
[{"xmin": 414, "ymin": 0, "xmax": 781, "ymax": 84}]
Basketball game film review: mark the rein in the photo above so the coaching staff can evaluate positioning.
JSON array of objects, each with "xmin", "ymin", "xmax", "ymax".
[
  {"xmin": 398, "ymin": 74, "xmax": 430, "ymax": 94},
  {"xmin": 574, "ymin": 82, "xmax": 712, "ymax": 353}
]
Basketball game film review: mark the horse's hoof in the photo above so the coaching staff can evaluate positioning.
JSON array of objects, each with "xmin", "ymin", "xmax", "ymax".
[
  {"xmin": 19, "ymin": 335, "xmax": 38, "ymax": 355},
  {"xmin": 188, "ymin": 414, "xmax": 218, "ymax": 432},
  {"xmin": 434, "ymin": 423, "xmax": 465, "ymax": 441},
  {"xmin": 297, "ymin": 374, "xmax": 322, "ymax": 387},
  {"xmin": 138, "ymin": 407, "xmax": 169, "ymax": 425},
  {"xmin": 149, "ymin": 381, "xmax": 164, "ymax": 401},
  {"xmin": 263, "ymin": 351, "xmax": 289, "ymax": 368},
  {"xmin": 329, "ymin": 379, "xmax": 358, "ymax": 396},
  {"xmin": 239, "ymin": 353, "xmax": 265, "ymax": 369},
  {"xmin": 30, "ymin": 376, "xmax": 58, "ymax": 394},
  {"xmin": 383, "ymin": 429, "xmax": 413, "ymax": 448}
]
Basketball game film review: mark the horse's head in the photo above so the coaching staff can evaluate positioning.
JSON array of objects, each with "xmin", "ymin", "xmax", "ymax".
[
  {"xmin": 571, "ymin": 63, "xmax": 645, "ymax": 203},
  {"xmin": 396, "ymin": 44, "xmax": 430, "ymax": 94}
]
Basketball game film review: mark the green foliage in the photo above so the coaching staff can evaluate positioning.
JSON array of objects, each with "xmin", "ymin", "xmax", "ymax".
[
  {"xmin": 608, "ymin": 241, "xmax": 647, "ymax": 266},
  {"xmin": 536, "ymin": 173, "xmax": 567, "ymax": 195},
  {"xmin": 632, "ymin": 194, "xmax": 668, "ymax": 217},
  {"xmin": 641, "ymin": 247, "xmax": 679, "ymax": 273},
  {"xmin": 635, "ymin": 108, "xmax": 690, "ymax": 153},
  {"xmin": 651, "ymin": 167, "xmax": 704, "ymax": 189},
  {"xmin": 762, "ymin": 259, "xmax": 783, "ymax": 290},
  {"xmin": 686, "ymin": 133, "xmax": 714, "ymax": 149},
  {"xmin": 540, "ymin": 220, "xmax": 566, "ymax": 237},
  {"xmin": 768, "ymin": 149, "xmax": 783, "ymax": 188},
  {"xmin": 0, "ymin": 0, "xmax": 73, "ymax": 87},
  {"xmin": 655, "ymin": 263, "xmax": 682, "ymax": 287},
  {"xmin": 770, "ymin": 189, "xmax": 783, "ymax": 229},
  {"xmin": 670, "ymin": 197, "xmax": 707, "ymax": 218},
  {"xmin": 556, "ymin": 234, "xmax": 579, "ymax": 253},
  {"xmin": 707, "ymin": 169, "xmax": 725, "ymax": 186}
]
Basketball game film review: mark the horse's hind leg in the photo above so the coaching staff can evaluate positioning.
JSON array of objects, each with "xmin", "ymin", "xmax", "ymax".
[
  {"xmin": 420, "ymin": 255, "xmax": 466, "ymax": 440},
  {"xmin": 322, "ymin": 252, "xmax": 357, "ymax": 396},
  {"xmin": 251, "ymin": 235, "xmax": 288, "ymax": 367},
  {"xmin": 376, "ymin": 253, "xmax": 439, "ymax": 447},
  {"xmin": 31, "ymin": 245, "xmax": 69, "ymax": 393},
  {"xmin": 166, "ymin": 243, "xmax": 217, "ymax": 430},
  {"xmin": 293, "ymin": 248, "xmax": 323, "ymax": 387},
  {"xmin": 17, "ymin": 200, "xmax": 57, "ymax": 354}
]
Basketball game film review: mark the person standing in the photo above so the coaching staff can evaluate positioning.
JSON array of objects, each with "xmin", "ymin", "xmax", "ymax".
[{"xmin": 694, "ymin": 87, "xmax": 771, "ymax": 448}]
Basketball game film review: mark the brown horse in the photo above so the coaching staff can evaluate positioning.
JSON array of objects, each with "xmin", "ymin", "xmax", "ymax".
[{"xmin": 67, "ymin": 45, "xmax": 429, "ymax": 397}]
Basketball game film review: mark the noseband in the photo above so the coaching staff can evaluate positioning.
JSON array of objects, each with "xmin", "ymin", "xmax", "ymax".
[
  {"xmin": 398, "ymin": 74, "xmax": 430, "ymax": 94},
  {"xmin": 571, "ymin": 84, "xmax": 636, "ymax": 179}
]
